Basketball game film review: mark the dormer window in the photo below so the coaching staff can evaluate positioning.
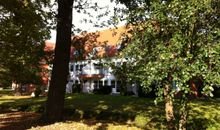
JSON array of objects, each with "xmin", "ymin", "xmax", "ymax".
[
  {"xmin": 73, "ymin": 49, "xmax": 83, "ymax": 56},
  {"xmin": 73, "ymin": 50, "xmax": 79, "ymax": 56},
  {"xmin": 88, "ymin": 47, "xmax": 102, "ymax": 59},
  {"xmin": 116, "ymin": 44, "xmax": 125, "ymax": 51}
]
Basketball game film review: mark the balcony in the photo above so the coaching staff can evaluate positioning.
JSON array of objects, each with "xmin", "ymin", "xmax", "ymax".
[{"xmin": 79, "ymin": 63, "xmax": 104, "ymax": 79}]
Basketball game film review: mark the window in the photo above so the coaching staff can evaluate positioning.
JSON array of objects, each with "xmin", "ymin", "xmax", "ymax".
[
  {"xmin": 94, "ymin": 63, "xmax": 102, "ymax": 69},
  {"xmin": 75, "ymin": 80, "xmax": 79, "ymax": 84},
  {"xmin": 94, "ymin": 80, "xmax": 98, "ymax": 89},
  {"xmin": 117, "ymin": 81, "xmax": 121, "ymax": 92},
  {"xmin": 99, "ymin": 80, "xmax": 103, "ymax": 87},
  {"xmin": 122, "ymin": 62, "xmax": 126, "ymax": 66},
  {"xmin": 80, "ymin": 65, "xmax": 83, "ymax": 71},
  {"xmin": 111, "ymin": 80, "xmax": 115, "ymax": 88},
  {"xmin": 70, "ymin": 65, "xmax": 74, "ymax": 71},
  {"xmin": 104, "ymin": 69, "xmax": 109, "ymax": 74},
  {"xmin": 83, "ymin": 80, "xmax": 88, "ymax": 84},
  {"xmin": 116, "ymin": 62, "xmax": 121, "ymax": 66},
  {"xmin": 73, "ymin": 50, "xmax": 79, "ymax": 56},
  {"xmin": 75, "ymin": 64, "xmax": 79, "ymax": 70},
  {"xmin": 104, "ymin": 80, "xmax": 108, "ymax": 86},
  {"xmin": 74, "ymin": 49, "xmax": 83, "ymax": 56}
]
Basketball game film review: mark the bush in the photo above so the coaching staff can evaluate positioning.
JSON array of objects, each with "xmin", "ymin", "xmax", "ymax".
[
  {"xmin": 18, "ymin": 104, "xmax": 29, "ymax": 111},
  {"xmin": 64, "ymin": 107, "xmax": 76, "ymax": 116},
  {"xmin": 138, "ymin": 85, "xmax": 156, "ymax": 98},
  {"xmin": 27, "ymin": 104, "xmax": 45, "ymax": 113},
  {"xmin": 72, "ymin": 84, "xmax": 81, "ymax": 93},
  {"xmin": 134, "ymin": 115, "xmax": 151, "ymax": 128},
  {"xmin": 34, "ymin": 86, "xmax": 42, "ymax": 97},
  {"xmin": 124, "ymin": 91, "xmax": 135, "ymax": 96},
  {"xmin": 93, "ymin": 85, "xmax": 111, "ymax": 95}
]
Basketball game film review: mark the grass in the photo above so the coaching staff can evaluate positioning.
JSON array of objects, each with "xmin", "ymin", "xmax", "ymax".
[{"xmin": 0, "ymin": 91, "xmax": 220, "ymax": 129}]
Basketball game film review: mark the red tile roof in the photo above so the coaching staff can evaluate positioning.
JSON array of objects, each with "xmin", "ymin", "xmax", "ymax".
[{"xmin": 45, "ymin": 26, "xmax": 131, "ymax": 60}]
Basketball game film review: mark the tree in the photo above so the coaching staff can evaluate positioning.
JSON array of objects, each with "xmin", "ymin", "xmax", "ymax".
[
  {"xmin": 110, "ymin": 61, "xmax": 129, "ymax": 95},
  {"xmin": 0, "ymin": 0, "xmax": 51, "ymax": 89},
  {"xmin": 45, "ymin": 0, "xmax": 109, "ymax": 122},
  {"xmin": 116, "ymin": 0, "xmax": 220, "ymax": 129},
  {"xmin": 45, "ymin": 0, "xmax": 73, "ymax": 122}
]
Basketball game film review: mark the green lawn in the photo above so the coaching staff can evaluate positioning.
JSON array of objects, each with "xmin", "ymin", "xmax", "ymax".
[{"xmin": 0, "ymin": 92, "xmax": 220, "ymax": 129}]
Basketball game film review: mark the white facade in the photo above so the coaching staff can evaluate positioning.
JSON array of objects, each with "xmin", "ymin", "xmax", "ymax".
[{"xmin": 66, "ymin": 58, "xmax": 138, "ymax": 95}]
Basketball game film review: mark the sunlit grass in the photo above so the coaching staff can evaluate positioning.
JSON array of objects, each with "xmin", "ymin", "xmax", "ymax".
[
  {"xmin": 29, "ymin": 120, "xmax": 142, "ymax": 130},
  {"xmin": 0, "ymin": 91, "xmax": 219, "ymax": 129},
  {"xmin": 187, "ymin": 99, "xmax": 220, "ymax": 129}
]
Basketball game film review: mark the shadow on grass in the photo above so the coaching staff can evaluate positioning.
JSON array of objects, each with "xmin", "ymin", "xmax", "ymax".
[
  {"xmin": 0, "ymin": 96, "xmax": 49, "ymax": 130},
  {"xmin": 1, "ymin": 94, "xmax": 219, "ymax": 129},
  {"xmin": 0, "ymin": 111, "xmax": 42, "ymax": 130},
  {"xmin": 186, "ymin": 99, "xmax": 220, "ymax": 130},
  {"xmin": 0, "ymin": 94, "xmax": 166, "ymax": 129},
  {"xmin": 62, "ymin": 94, "xmax": 166, "ymax": 129}
]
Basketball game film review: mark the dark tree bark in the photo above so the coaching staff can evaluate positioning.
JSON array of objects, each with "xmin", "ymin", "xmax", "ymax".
[{"xmin": 45, "ymin": 0, "xmax": 73, "ymax": 122}]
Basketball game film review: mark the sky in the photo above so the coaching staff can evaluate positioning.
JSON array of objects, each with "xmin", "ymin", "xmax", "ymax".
[{"xmin": 49, "ymin": 0, "xmax": 125, "ymax": 42}]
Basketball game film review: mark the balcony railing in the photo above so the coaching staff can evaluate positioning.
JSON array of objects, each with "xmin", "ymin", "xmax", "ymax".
[{"xmin": 81, "ymin": 68, "xmax": 104, "ymax": 75}]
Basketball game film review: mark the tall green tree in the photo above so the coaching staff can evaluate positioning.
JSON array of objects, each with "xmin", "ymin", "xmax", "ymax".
[
  {"xmin": 116, "ymin": 0, "xmax": 220, "ymax": 129},
  {"xmin": 0, "ymin": 0, "xmax": 51, "ymax": 88}
]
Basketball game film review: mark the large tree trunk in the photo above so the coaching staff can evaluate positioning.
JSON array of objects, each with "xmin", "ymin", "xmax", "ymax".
[
  {"xmin": 45, "ymin": 0, "xmax": 73, "ymax": 122},
  {"xmin": 164, "ymin": 84, "xmax": 175, "ymax": 130}
]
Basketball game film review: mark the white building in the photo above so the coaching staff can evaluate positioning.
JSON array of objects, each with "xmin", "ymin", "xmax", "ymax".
[
  {"xmin": 65, "ymin": 56, "xmax": 138, "ymax": 95},
  {"xmin": 47, "ymin": 26, "xmax": 137, "ymax": 95}
]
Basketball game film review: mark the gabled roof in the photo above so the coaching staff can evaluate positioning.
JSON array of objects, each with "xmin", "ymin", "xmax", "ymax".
[{"xmin": 45, "ymin": 26, "xmax": 131, "ymax": 60}]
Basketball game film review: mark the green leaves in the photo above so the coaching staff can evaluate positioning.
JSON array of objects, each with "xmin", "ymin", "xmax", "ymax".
[
  {"xmin": 0, "ymin": 0, "xmax": 52, "ymax": 86},
  {"xmin": 120, "ymin": 0, "xmax": 219, "ymax": 97},
  {"xmin": 115, "ymin": 0, "xmax": 220, "ymax": 128}
]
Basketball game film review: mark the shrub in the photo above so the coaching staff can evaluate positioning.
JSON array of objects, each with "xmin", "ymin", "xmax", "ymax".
[
  {"xmin": 83, "ymin": 110, "xmax": 97, "ymax": 119},
  {"xmin": 72, "ymin": 84, "xmax": 81, "ymax": 93},
  {"xmin": 18, "ymin": 104, "xmax": 29, "ymax": 111},
  {"xmin": 34, "ymin": 86, "xmax": 42, "ymax": 97},
  {"xmin": 93, "ymin": 85, "xmax": 111, "ymax": 95},
  {"xmin": 27, "ymin": 104, "xmax": 45, "ymax": 113},
  {"xmin": 124, "ymin": 91, "xmax": 135, "ymax": 96},
  {"xmin": 138, "ymin": 85, "xmax": 156, "ymax": 98},
  {"xmin": 64, "ymin": 107, "xmax": 76, "ymax": 116}
]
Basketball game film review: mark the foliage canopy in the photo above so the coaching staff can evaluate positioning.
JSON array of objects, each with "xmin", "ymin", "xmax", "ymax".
[
  {"xmin": 114, "ymin": 0, "xmax": 220, "ymax": 129},
  {"xmin": 118, "ymin": 0, "xmax": 220, "ymax": 99},
  {"xmin": 0, "ymin": 0, "xmax": 52, "ymax": 86}
]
